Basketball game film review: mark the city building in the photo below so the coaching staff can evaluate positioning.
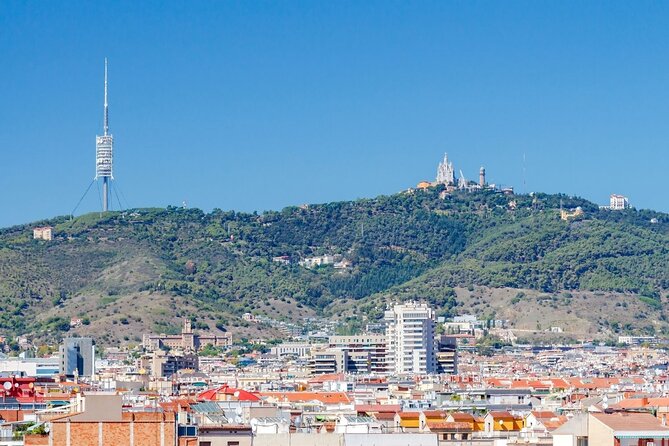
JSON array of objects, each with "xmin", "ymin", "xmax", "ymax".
[
  {"xmin": 143, "ymin": 319, "xmax": 232, "ymax": 353},
  {"xmin": 609, "ymin": 194, "xmax": 630, "ymax": 210},
  {"xmin": 588, "ymin": 412, "xmax": 669, "ymax": 445},
  {"xmin": 151, "ymin": 350, "xmax": 198, "ymax": 379},
  {"xmin": 59, "ymin": 337, "xmax": 95, "ymax": 377},
  {"xmin": 299, "ymin": 255, "xmax": 334, "ymax": 268},
  {"xmin": 328, "ymin": 335, "xmax": 387, "ymax": 374},
  {"xmin": 270, "ymin": 342, "xmax": 312, "ymax": 358},
  {"xmin": 26, "ymin": 394, "xmax": 177, "ymax": 446},
  {"xmin": 0, "ymin": 357, "xmax": 59, "ymax": 377},
  {"xmin": 32, "ymin": 226, "xmax": 53, "ymax": 241},
  {"xmin": 385, "ymin": 302, "xmax": 436, "ymax": 375},
  {"xmin": 617, "ymin": 335, "xmax": 656, "ymax": 345},
  {"xmin": 309, "ymin": 349, "xmax": 347, "ymax": 375},
  {"xmin": 435, "ymin": 335, "xmax": 458, "ymax": 375}
]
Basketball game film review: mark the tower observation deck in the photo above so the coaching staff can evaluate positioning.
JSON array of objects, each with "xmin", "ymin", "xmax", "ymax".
[{"xmin": 95, "ymin": 58, "xmax": 113, "ymax": 212}]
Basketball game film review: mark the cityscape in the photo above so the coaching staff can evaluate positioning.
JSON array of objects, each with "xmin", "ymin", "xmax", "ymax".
[{"xmin": 2, "ymin": 3, "xmax": 669, "ymax": 446}]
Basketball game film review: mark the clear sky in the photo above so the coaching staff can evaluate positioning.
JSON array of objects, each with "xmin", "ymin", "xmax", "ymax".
[{"xmin": 1, "ymin": 1, "xmax": 668, "ymax": 227}]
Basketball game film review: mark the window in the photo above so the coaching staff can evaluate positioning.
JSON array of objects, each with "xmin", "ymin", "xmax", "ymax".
[
  {"xmin": 199, "ymin": 442, "xmax": 211, "ymax": 446},
  {"xmin": 227, "ymin": 442, "xmax": 240, "ymax": 446}
]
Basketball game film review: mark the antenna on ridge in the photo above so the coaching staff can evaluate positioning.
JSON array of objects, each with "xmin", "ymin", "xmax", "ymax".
[
  {"xmin": 95, "ymin": 58, "xmax": 114, "ymax": 211},
  {"xmin": 103, "ymin": 57, "xmax": 109, "ymax": 136},
  {"xmin": 72, "ymin": 57, "xmax": 124, "ymax": 217}
]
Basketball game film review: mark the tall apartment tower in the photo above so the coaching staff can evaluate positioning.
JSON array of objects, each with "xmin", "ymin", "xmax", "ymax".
[
  {"xmin": 385, "ymin": 302, "xmax": 436, "ymax": 375},
  {"xmin": 59, "ymin": 337, "xmax": 95, "ymax": 377}
]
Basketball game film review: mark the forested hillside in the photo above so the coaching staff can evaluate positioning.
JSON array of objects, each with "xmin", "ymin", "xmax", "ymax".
[{"xmin": 0, "ymin": 186, "xmax": 668, "ymax": 344}]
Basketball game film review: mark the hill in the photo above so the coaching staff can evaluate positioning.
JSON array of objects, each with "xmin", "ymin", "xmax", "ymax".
[{"xmin": 1, "ymin": 186, "xmax": 668, "ymax": 347}]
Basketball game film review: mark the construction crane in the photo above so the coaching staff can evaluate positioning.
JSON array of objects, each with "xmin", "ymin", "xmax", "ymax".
[{"xmin": 459, "ymin": 170, "xmax": 468, "ymax": 190}]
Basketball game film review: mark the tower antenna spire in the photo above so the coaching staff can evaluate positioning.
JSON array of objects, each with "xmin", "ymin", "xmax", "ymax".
[{"xmin": 103, "ymin": 57, "xmax": 109, "ymax": 136}]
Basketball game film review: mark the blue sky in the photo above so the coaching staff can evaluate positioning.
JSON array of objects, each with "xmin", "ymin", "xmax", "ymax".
[{"xmin": 1, "ymin": 1, "xmax": 668, "ymax": 227}]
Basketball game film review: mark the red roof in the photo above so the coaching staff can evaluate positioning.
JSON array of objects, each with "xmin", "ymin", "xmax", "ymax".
[
  {"xmin": 449, "ymin": 412, "xmax": 475, "ymax": 422},
  {"xmin": 427, "ymin": 421, "xmax": 472, "ymax": 431},
  {"xmin": 374, "ymin": 412, "xmax": 397, "ymax": 421},
  {"xmin": 307, "ymin": 373, "xmax": 345, "ymax": 384},
  {"xmin": 198, "ymin": 385, "xmax": 260, "ymax": 402},
  {"xmin": 356, "ymin": 404, "xmax": 400, "ymax": 414}
]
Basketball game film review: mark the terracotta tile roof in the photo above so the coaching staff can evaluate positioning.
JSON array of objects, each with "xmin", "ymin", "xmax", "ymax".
[
  {"xmin": 541, "ymin": 416, "xmax": 568, "ymax": 431},
  {"xmin": 356, "ymin": 404, "xmax": 400, "ymax": 414},
  {"xmin": 260, "ymin": 392, "xmax": 351, "ymax": 404},
  {"xmin": 374, "ymin": 412, "xmax": 397, "ymax": 421},
  {"xmin": 307, "ymin": 373, "xmax": 345, "ymax": 384},
  {"xmin": 427, "ymin": 421, "xmax": 472, "ymax": 431},
  {"xmin": 448, "ymin": 412, "xmax": 475, "ymax": 422},
  {"xmin": 530, "ymin": 411, "xmax": 557, "ymax": 419},
  {"xmin": 398, "ymin": 412, "xmax": 421, "ymax": 419},
  {"xmin": 159, "ymin": 399, "xmax": 194, "ymax": 412},
  {"xmin": 422, "ymin": 410, "xmax": 447, "ymax": 419},
  {"xmin": 591, "ymin": 413, "xmax": 669, "ymax": 431},
  {"xmin": 612, "ymin": 397, "xmax": 669, "ymax": 409}
]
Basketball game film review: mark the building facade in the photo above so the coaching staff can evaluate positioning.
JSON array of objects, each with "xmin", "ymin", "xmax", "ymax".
[
  {"xmin": 328, "ymin": 335, "xmax": 388, "ymax": 374},
  {"xmin": 143, "ymin": 319, "xmax": 232, "ymax": 353},
  {"xmin": 59, "ymin": 337, "xmax": 95, "ymax": 377},
  {"xmin": 385, "ymin": 302, "xmax": 436, "ymax": 375},
  {"xmin": 610, "ymin": 194, "xmax": 630, "ymax": 210},
  {"xmin": 32, "ymin": 227, "xmax": 53, "ymax": 241}
]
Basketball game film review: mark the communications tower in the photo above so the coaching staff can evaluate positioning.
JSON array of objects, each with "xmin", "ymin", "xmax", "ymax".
[{"xmin": 95, "ymin": 58, "xmax": 113, "ymax": 212}]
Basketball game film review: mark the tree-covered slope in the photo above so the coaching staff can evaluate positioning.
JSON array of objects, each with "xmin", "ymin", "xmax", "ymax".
[{"xmin": 0, "ymin": 187, "xmax": 667, "ymax": 343}]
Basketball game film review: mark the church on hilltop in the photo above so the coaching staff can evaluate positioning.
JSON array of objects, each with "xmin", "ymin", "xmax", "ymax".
[
  {"xmin": 415, "ymin": 153, "xmax": 491, "ymax": 192},
  {"xmin": 436, "ymin": 153, "xmax": 456, "ymax": 185}
]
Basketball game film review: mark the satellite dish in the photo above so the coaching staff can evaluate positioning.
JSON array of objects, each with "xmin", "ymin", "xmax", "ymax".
[
  {"xmin": 235, "ymin": 407, "xmax": 243, "ymax": 416},
  {"xmin": 235, "ymin": 416, "xmax": 242, "ymax": 423},
  {"xmin": 3, "ymin": 382, "xmax": 11, "ymax": 391}
]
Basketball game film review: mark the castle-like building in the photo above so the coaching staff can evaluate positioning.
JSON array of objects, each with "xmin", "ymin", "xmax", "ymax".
[{"xmin": 143, "ymin": 319, "xmax": 232, "ymax": 353}]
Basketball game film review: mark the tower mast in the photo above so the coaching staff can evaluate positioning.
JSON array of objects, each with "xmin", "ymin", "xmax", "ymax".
[
  {"xmin": 104, "ymin": 58, "xmax": 109, "ymax": 137},
  {"xmin": 95, "ymin": 58, "xmax": 114, "ymax": 212}
]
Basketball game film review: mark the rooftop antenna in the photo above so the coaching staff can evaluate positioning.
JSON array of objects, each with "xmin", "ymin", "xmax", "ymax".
[{"xmin": 95, "ymin": 58, "xmax": 114, "ymax": 212}]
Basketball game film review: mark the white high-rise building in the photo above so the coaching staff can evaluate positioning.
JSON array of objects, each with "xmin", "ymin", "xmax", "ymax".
[{"xmin": 385, "ymin": 302, "xmax": 436, "ymax": 375}]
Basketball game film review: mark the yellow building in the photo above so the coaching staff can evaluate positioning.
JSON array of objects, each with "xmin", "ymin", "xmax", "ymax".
[
  {"xmin": 484, "ymin": 411, "xmax": 523, "ymax": 432},
  {"xmin": 394, "ymin": 412, "xmax": 421, "ymax": 431}
]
